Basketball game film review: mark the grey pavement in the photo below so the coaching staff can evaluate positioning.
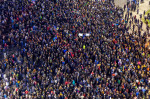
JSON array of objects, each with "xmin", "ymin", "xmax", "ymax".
[{"xmin": 114, "ymin": 0, "xmax": 127, "ymax": 7}]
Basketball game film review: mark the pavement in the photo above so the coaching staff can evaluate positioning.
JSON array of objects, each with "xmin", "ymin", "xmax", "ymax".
[
  {"xmin": 131, "ymin": 0, "xmax": 150, "ymax": 30},
  {"xmin": 114, "ymin": 0, "xmax": 127, "ymax": 7},
  {"xmin": 115, "ymin": 0, "xmax": 150, "ymax": 41}
]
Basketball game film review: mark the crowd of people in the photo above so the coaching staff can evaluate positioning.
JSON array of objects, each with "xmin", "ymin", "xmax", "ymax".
[{"xmin": 0, "ymin": 0, "xmax": 150, "ymax": 98}]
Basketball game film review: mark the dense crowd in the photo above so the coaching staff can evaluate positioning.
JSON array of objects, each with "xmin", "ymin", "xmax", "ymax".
[{"xmin": 0, "ymin": 0, "xmax": 150, "ymax": 98}]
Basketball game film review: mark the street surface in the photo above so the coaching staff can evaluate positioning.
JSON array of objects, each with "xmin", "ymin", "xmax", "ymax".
[{"xmin": 114, "ymin": 0, "xmax": 127, "ymax": 7}]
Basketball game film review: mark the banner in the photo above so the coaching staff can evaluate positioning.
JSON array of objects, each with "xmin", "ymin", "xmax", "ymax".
[
  {"xmin": 78, "ymin": 33, "xmax": 83, "ymax": 37},
  {"xmin": 4, "ymin": 53, "xmax": 6, "ymax": 59},
  {"xmin": 78, "ymin": 33, "xmax": 91, "ymax": 37}
]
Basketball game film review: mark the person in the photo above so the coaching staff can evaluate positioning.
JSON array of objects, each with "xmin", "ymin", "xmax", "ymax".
[
  {"xmin": 137, "ymin": 9, "xmax": 139, "ymax": 14},
  {"xmin": 0, "ymin": 0, "xmax": 149, "ymax": 98}
]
